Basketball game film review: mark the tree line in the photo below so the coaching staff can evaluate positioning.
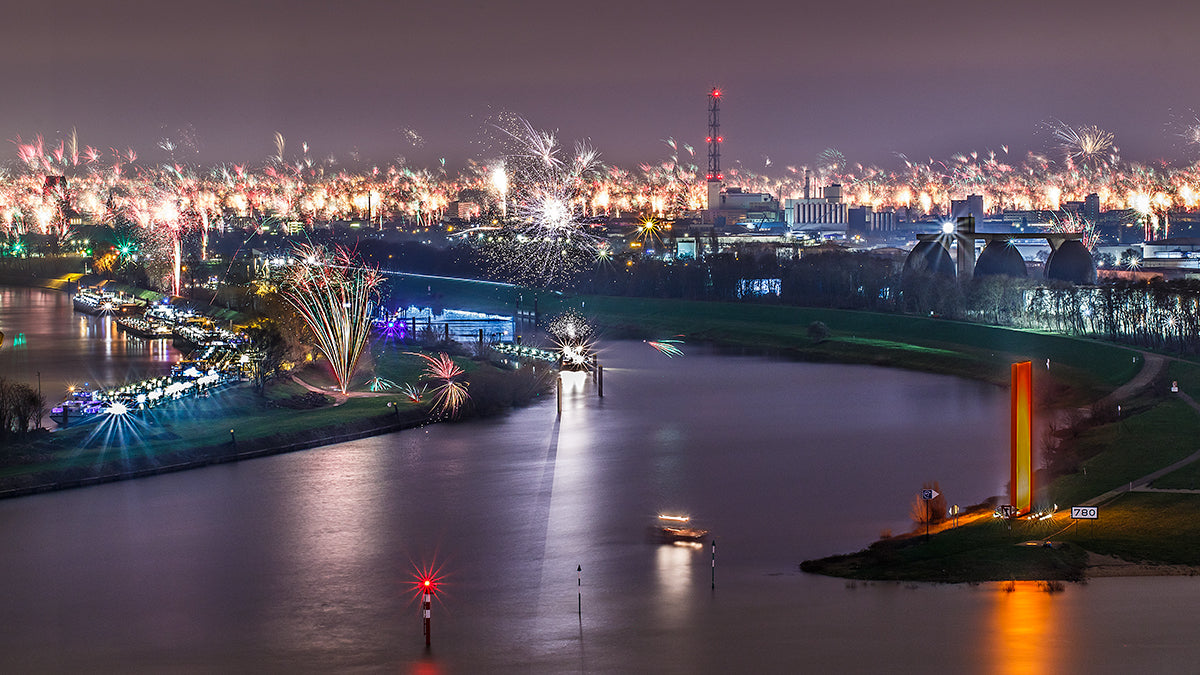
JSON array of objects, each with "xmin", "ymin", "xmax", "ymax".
[
  {"xmin": 559, "ymin": 247, "xmax": 1200, "ymax": 355},
  {"xmin": 0, "ymin": 378, "xmax": 45, "ymax": 436}
]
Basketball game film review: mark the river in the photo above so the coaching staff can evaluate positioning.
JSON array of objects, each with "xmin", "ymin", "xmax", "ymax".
[{"xmin": 1, "ymin": 286, "xmax": 1198, "ymax": 673}]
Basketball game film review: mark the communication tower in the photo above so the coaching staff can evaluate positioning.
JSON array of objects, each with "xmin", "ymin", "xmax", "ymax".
[{"xmin": 706, "ymin": 87, "xmax": 723, "ymax": 211}]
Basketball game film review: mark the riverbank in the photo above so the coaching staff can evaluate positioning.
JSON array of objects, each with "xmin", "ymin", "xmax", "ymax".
[
  {"xmin": 799, "ymin": 367, "xmax": 1200, "ymax": 582},
  {"xmin": 0, "ymin": 350, "xmax": 557, "ymax": 499},
  {"xmin": 386, "ymin": 274, "xmax": 1143, "ymax": 404},
  {"xmin": 0, "ymin": 395, "xmax": 426, "ymax": 499},
  {"xmin": 0, "ymin": 276, "xmax": 553, "ymax": 498}
]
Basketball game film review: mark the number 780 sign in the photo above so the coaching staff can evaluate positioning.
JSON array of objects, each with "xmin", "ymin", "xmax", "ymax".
[{"xmin": 1071, "ymin": 506, "xmax": 1099, "ymax": 519}]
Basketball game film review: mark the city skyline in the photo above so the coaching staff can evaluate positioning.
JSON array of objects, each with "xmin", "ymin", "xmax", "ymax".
[{"xmin": 6, "ymin": 0, "xmax": 1200, "ymax": 170}]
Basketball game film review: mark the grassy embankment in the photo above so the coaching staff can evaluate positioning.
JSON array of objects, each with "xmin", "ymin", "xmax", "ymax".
[
  {"xmin": 0, "ymin": 274, "xmax": 560, "ymax": 497},
  {"xmin": 398, "ymin": 274, "xmax": 1200, "ymax": 580},
  {"xmin": 0, "ymin": 345, "xmax": 513, "ymax": 496},
  {"xmin": 0, "ymin": 331, "xmax": 552, "ymax": 494}
]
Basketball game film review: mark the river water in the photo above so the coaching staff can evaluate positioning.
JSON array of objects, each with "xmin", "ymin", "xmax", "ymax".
[
  {"xmin": 0, "ymin": 285, "xmax": 180, "ymax": 400},
  {"xmin": 1, "ymin": 286, "xmax": 1199, "ymax": 673}
]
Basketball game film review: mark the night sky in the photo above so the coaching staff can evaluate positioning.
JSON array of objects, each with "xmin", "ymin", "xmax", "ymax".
[{"xmin": 6, "ymin": 0, "xmax": 1200, "ymax": 171}]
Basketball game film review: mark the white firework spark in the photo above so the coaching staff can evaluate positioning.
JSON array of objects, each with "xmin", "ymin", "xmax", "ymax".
[
  {"xmin": 482, "ymin": 114, "xmax": 604, "ymax": 287},
  {"xmin": 1048, "ymin": 119, "xmax": 1115, "ymax": 165}
]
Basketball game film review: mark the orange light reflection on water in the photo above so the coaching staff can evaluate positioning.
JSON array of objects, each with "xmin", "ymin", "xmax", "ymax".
[{"xmin": 989, "ymin": 581, "xmax": 1065, "ymax": 675}]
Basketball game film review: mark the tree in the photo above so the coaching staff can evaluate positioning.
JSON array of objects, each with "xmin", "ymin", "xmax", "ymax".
[
  {"xmin": 0, "ymin": 378, "xmax": 43, "ymax": 436},
  {"xmin": 910, "ymin": 482, "xmax": 947, "ymax": 531},
  {"xmin": 807, "ymin": 321, "xmax": 830, "ymax": 343}
]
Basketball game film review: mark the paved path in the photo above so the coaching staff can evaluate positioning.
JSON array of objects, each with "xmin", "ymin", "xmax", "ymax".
[
  {"xmin": 1075, "ymin": 356, "xmax": 1200, "ymax": 506},
  {"xmin": 1082, "ymin": 448, "xmax": 1200, "ymax": 506},
  {"xmin": 1096, "ymin": 353, "xmax": 1168, "ymax": 407}
]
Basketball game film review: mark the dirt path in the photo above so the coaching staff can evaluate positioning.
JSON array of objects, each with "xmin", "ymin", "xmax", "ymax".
[
  {"xmin": 290, "ymin": 375, "xmax": 397, "ymax": 407},
  {"xmin": 291, "ymin": 375, "xmax": 349, "ymax": 406}
]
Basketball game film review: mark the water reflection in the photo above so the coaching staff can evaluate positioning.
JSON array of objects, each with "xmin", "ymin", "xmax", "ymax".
[
  {"xmin": 0, "ymin": 286, "xmax": 179, "ymax": 395},
  {"xmin": 989, "ymin": 582, "xmax": 1066, "ymax": 675},
  {"xmin": 266, "ymin": 445, "xmax": 392, "ymax": 654},
  {"xmin": 653, "ymin": 543, "xmax": 698, "ymax": 626}
]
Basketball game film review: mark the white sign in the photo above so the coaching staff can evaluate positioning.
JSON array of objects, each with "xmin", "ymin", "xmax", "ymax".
[
  {"xmin": 1071, "ymin": 506, "xmax": 1099, "ymax": 520},
  {"xmin": 921, "ymin": 489, "xmax": 940, "ymax": 500}
]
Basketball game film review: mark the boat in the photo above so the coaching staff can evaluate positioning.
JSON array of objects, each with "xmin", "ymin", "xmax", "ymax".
[
  {"xmin": 173, "ymin": 320, "xmax": 243, "ymax": 351},
  {"xmin": 115, "ymin": 316, "xmax": 174, "ymax": 339},
  {"xmin": 73, "ymin": 288, "xmax": 141, "ymax": 315},
  {"xmin": 654, "ymin": 514, "xmax": 709, "ymax": 543},
  {"xmin": 72, "ymin": 288, "xmax": 118, "ymax": 315},
  {"xmin": 49, "ymin": 389, "xmax": 109, "ymax": 427}
]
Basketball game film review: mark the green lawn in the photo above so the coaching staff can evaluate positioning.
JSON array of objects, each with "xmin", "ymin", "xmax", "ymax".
[
  {"xmin": 802, "ymin": 515, "xmax": 1090, "ymax": 582},
  {"xmin": 1055, "ymin": 492, "xmax": 1200, "ymax": 565},
  {"xmin": 1152, "ymin": 462, "xmax": 1200, "ymax": 490},
  {"xmin": 1046, "ymin": 397, "xmax": 1200, "ymax": 507}
]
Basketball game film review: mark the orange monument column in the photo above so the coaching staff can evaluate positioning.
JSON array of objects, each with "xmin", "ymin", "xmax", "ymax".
[{"xmin": 1011, "ymin": 361, "xmax": 1033, "ymax": 514}]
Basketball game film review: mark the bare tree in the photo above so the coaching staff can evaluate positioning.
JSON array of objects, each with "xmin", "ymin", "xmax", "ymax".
[{"xmin": 910, "ymin": 481, "xmax": 948, "ymax": 528}]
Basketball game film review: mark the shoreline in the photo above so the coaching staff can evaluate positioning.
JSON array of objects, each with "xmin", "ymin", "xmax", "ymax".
[
  {"xmin": 8, "ymin": 274, "xmax": 1200, "ymax": 580},
  {"xmin": 0, "ymin": 397, "xmax": 432, "ymax": 501},
  {"xmin": 0, "ymin": 277, "xmax": 560, "ymax": 501},
  {"xmin": 1084, "ymin": 552, "xmax": 1200, "ymax": 578}
]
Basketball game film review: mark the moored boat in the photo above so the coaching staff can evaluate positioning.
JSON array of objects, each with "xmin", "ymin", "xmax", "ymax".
[
  {"xmin": 72, "ymin": 289, "xmax": 118, "ymax": 315},
  {"xmin": 49, "ymin": 389, "xmax": 109, "ymax": 427},
  {"xmin": 115, "ymin": 316, "xmax": 173, "ymax": 339}
]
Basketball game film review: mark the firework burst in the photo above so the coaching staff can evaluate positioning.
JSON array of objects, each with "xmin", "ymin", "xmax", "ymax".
[
  {"xmin": 1180, "ymin": 119, "xmax": 1200, "ymax": 147},
  {"xmin": 1048, "ymin": 119, "xmax": 1115, "ymax": 166},
  {"xmin": 817, "ymin": 148, "xmax": 846, "ymax": 173},
  {"xmin": 367, "ymin": 376, "xmax": 399, "ymax": 392},
  {"xmin": 401, "ymin": 382, "xmax": 427, "ymax": 403},
  {"xmin": 281, "ymin": 244, "xmax": 382, "ymax": 395},
  {"xmin": 1049, "ymin": 211, "xmax": 1100, "ymax": 250},
  {"xmin": 549, "ymin": 310, "xmax": 595, "ymax": 370},
  {"xmin": 481, "ymin": 115, "xmax": 604, "ymax": 287},
  {"xmin": 409, "ymin": 351, "xmax": 469, "ymax": 417},
  {"xmin": 646, "ymin": 338, "xmax": 684, "ymax": 358}
]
